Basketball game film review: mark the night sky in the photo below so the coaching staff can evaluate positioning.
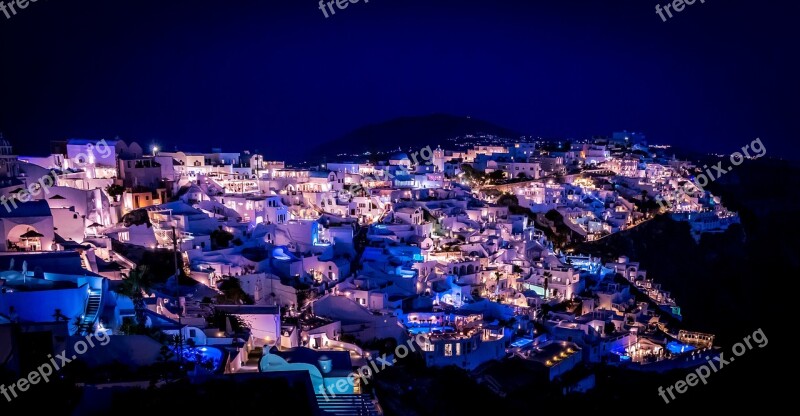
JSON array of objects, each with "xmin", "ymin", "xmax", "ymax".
[{"xmin": 0, "ymin": 0, "xmax": 797, "ymax": 161}]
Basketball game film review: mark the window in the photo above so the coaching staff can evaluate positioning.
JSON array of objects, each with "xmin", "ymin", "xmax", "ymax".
[
  {"xmin": 189, "ymin": 329, "xmax": 197, "ymax": 338},
  {"xmin": 421, "ymin": 341, "xmax": 435, "ymax": 352},
  {"xmin": 455, "ymin": 343, "xmax": 461, "ymax": 356},
  {"xmin": 444, "ymin": 343, "xmax": 453, "ymax": 357}
]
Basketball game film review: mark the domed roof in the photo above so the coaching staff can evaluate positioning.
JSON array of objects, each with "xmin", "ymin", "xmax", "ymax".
[{"xmin": 389, "ymin": 152, "xmax": 409, "ymax": 161}]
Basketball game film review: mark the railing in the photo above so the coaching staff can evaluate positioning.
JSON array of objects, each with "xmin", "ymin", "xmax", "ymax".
[
  {"xmin": 112, "ymin": 251, "xmax": 137, "ymax": 269},
  {"xmin": 325, "ymin": 339, "xmax": 364, "ymax": 356}
]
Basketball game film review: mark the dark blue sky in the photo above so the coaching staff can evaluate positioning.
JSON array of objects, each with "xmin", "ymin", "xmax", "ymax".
[{"xmin": 0, "ymin": 0, "xmax": 797, "ymax": 161}]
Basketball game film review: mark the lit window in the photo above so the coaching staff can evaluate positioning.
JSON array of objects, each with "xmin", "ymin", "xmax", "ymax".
[
  {"xmin": 455, "ymin": 343, "xmax": 461, "ymax": 356},
  {"xmin": 444, "ymin": 343, "xmax": 453, "ymax": 357},
  {"xmin": 422, "ymin": 341, "xmax": 435, "ymax": 352}
]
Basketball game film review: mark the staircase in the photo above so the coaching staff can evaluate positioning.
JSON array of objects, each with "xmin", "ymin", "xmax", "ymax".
[
  {"xmin": 316, "ymin": 394, "xmax": 379, "ymax": 416},
  {"xmin": 78, "ymin": 290, "xmax": 102, "ymax": 334},
  {"xmin": 237, "ymin": 347, "xmax": 263, "ymax": 373},
  {"xmin": 376, "ymin": 207, "xmax": 391, "ymax": 224},
  {"xmin": 481, "ymin": 375, "xmax": 506, "ymax": 398}
]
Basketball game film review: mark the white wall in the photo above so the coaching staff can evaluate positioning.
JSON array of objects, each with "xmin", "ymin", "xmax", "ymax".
[{"xmin": 237, "ymin": 313, "xmax": 280, "ymax": 346}]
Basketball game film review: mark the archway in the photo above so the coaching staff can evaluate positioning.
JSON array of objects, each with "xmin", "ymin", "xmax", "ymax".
[{"xmin": 7, "ymin": 225, "xmax": 44, "ymax": 251}]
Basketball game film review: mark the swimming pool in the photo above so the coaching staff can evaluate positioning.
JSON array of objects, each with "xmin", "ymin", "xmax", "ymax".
[
  {"xmin": 408, "ymin": 326, "xmax": 454, "ymax": 335},
  {"xmin": 181, "ymin": 346, "xmax": 224, "ymax": 372},
  {"xmin": 510, "ymin": 338, "xmax": 533, "ymax": 348},
  {"xmin": 666, "ymin": 341, "xmax": 695, "ymax": 355}
]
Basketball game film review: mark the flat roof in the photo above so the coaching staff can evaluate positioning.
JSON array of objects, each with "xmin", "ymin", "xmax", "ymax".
[{"xmin": 214, "ymin": 305, "xmax": 279, "ymax": 315}]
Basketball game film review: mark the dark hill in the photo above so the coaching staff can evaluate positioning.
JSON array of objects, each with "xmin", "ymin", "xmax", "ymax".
[{"xmin": 313, "ymin": 113, "xmax": 522, "ymax": 161}]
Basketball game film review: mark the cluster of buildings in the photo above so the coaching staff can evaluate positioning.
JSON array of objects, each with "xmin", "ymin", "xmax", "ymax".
[
  {"xmin": 0, "ymin": 133, "xmax": 726, "ymax": 412},
  {"xmin": 452, "ymin": 131, "xmax": 739, "ymax": 242}
]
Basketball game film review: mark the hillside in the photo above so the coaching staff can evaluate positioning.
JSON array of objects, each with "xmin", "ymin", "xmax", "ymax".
[{"xmin": 313, "ymin": 113, "xmax": 522, "ymax": 161}]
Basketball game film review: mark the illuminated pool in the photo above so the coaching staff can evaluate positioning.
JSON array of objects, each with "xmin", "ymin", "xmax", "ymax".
[
  {"xmin": 408, "ymin": 326, "xmax": 454, "ymax": 335},
  {"xmin": 272, "ymin": 246, "xmax": 296, "ymax": 261},
  {"xmin": 510, "ymin": 338, "xmax": 533, "ymax": 348},
  {"xmin": 397, "ymin": 267, "xmax": 417, "ymax": 278},
  {"xmin": 666, "ymin": 341, "xmax": 695, "ymax": 355},
  {"xmin": 181, "ymin": 346, "xmax": 224, "ymax": 372}
]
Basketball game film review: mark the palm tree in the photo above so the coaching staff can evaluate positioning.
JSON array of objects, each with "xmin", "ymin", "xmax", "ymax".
[
  {"xmin": 71, "ymin": 315, "xmax": 84, "ymax": 334},
  {"xmin": 71, "ymin": 315, "xmax": 96, "ymax": 334},
  {"xmin": 116, "ymin": 266, "xmax": 155, "ymax": 328},
  {"xmin": 543, "ymin": 271, "xmax": 552, "ymax": 299},
  {"xmin": 53, "ymin": 308, "xmax": 68, "ymax": 322},
  {"xmin": 493, "ymin": 271, "xmax": 503, "ymax": 298}
]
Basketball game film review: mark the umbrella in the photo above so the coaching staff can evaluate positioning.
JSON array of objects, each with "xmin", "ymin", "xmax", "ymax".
[{"xmin": 20, "ymin": 230, "xmax": 44, "ymax": 238}]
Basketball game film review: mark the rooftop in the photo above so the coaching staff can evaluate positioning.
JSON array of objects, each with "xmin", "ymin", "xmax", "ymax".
[{"xmin": 0, "ymin": 200, "xmax": 52, "ymax": 218}]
